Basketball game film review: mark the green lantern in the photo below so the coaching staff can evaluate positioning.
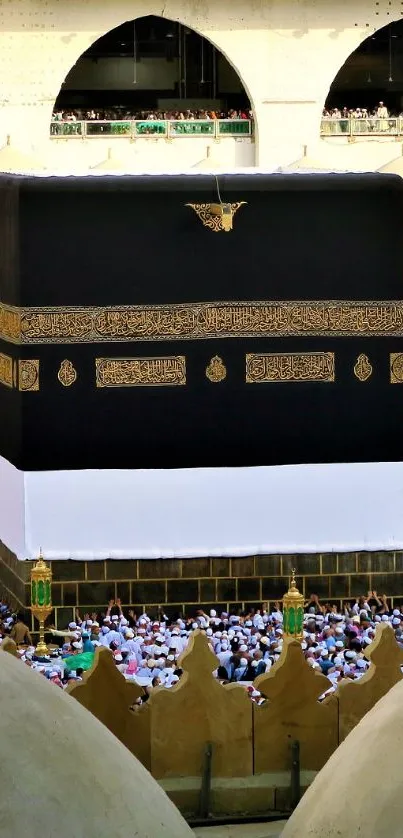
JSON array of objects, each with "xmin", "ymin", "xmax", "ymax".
[
  {"xmin": 282, "ymin": 569, "xmax": 304, "ymax": 642},
  {"xmin": 30, "ymin": 551, "xmax": 52, "ymax": 656}
]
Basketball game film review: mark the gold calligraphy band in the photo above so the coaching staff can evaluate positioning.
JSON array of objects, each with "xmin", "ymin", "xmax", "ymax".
[{"xmin": 1, "ymin": 300, "xmax": 403, "ymax": 345}]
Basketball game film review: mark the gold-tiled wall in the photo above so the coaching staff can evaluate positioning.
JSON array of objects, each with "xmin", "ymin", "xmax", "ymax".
[
  {"xmin": 0, "ymin": 541, "xmax": 30, "ymax": 610},
  {"xmin": 2, "ymin": 549, "xmax": 403, "ymax": 631}
]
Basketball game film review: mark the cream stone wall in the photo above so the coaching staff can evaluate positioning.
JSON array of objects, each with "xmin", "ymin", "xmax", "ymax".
[
  {"xmin": 46, "ymin": 136, "xmax": 256, "ymax": 172},
  {"xmin": 0, "ymin": 0, "xmax": 403, "ymax": 170}
]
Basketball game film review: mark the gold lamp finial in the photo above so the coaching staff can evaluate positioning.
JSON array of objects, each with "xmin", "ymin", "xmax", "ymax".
[
  {"xmin": 30, "ymin": 550, "xmax": 52, "ymax": 657},
  {"xmin": 282, "ymin": 568, "xmax": 304, "ymax": 641}
]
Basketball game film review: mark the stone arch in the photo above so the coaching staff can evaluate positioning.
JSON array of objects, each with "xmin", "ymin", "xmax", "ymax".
[
  {"xmin": 321, "ymin": 15, "xmax": 403, "ymax": 118},
  {"xmin": 49, "ymin": 5, "xmax": 256, "ymax": 149}
]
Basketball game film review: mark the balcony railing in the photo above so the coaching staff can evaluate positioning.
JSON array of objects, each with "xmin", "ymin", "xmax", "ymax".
[
  {"xmin": 320, "ymin": 117, "xmax": 403, "ymax": 137},
  {"xmin": 51, "ymin": 117, "xmax": 403, "ymax": 141},
  {"xmin": 50, "ymin": 118, "xmax": 253, "ymax": 140}
]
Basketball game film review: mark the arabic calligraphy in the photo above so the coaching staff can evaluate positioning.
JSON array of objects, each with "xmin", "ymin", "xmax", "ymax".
[
  {"xmin": 1, "ymin": 300, "xmax": 403, "ymax": 344},
  {"xmin": 21, "ymin": 311, "xmax": 93, "ymax": 343},
  {"xmin": 58, "ymin": 360, "xmax": 77, "ymax": 387},
  {"xmin": 18, "ymin": 359, "xmax": 39, "ymax": 391},
  {"xmin": 206, "ymin": 356, "xmax": 227, "ymax": 382},
  {"xmin": 95, "ymin": 356, "xmax": 186, "ymax": 388},
  {"xmin": 0, "ymin": 353, "xmax": 13, "ymax": 388},
  {"xmin": 0, "ymin": 304, "xmax": 20, "ymax": 344},
  {"xmin": 246, "ymin": 352, "xmax": 335, "ymax": 383},
  {"xmin": 354, "ymin": 354, "xmax": 372, "ymax": 382},
  {"xmin": 390, "ymin": 353, "xmax": 403, "ymax": 383}
]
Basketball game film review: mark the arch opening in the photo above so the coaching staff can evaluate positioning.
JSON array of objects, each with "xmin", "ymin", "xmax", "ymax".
[
  {"xmin": 322, "ymin": 20, "xmax": 403, "ymax": 132},
  {"xmin": 52, "ymin": 16, "xmax": 252, "ymax": 136}
]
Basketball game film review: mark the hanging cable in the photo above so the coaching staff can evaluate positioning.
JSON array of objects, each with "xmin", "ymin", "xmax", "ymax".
[
  {"xmin": 183, "ymin": 28, "xmax": 187, "ymax": 98},
  {"xmin": 212, "ymin": 44, "xmax": 217, "ymax": 100},
  {"xmin": 133, "ymin": 21, "xmax": 137, "ymax": 85},
  {"xmin": 201, "ymin": 39, "xmax": 205, "ymax": 84},
  {"xmin": 178, "ymin": 23, "xmax": 182, "ymax": 99},
  {"xmin": 389, "ymin": 24, "xmax": 393, "ymax": 83},
  {"xmin": 215, "ymin": 175, "xmax": 222, "ymax": 205}
]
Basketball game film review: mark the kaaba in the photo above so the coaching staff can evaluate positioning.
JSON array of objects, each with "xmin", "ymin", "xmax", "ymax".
[{"xmin": 1, "ymin": 171, "xmax": 403, "ymax": 472}]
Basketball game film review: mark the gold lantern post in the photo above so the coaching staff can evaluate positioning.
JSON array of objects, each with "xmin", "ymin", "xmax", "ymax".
[
  {"xmin": 30, "ymin": 551, "xmax": 52, "ymax": 657},
  {"xmin": 282, "ymin": 569, "xmax": 304, "ymax": 641}
]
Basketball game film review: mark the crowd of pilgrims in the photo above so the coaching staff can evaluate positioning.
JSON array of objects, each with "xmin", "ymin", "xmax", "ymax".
[
  {"xmin": 52, "ymin": 108, "xmax": 252, "ymax": 123},
  {"xmin": 322, "ymin": 102, "xmax": 393, "ymax": 120},
  {"xmin": 2, "ymin": 591, "xmax": 402, "ymax": 704}
]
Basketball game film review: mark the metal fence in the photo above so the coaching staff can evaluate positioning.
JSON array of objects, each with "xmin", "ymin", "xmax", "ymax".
[
  {"xmin": 50, "ymin": 119, "xmax": 253, "ymax": 139},
  {"xmin": 320, "ymin": 117, "xmax": 403, "ymax": 137}
]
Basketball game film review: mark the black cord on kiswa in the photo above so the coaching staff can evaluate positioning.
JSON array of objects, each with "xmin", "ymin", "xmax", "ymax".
[{"xmin": 215, "ymin": 174, "xmax": 223, "ymax": 206}]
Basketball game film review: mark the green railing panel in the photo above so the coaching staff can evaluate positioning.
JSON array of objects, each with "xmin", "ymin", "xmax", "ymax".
[
  {"xmin": 85, "ymin": 121, "xmax": 131, "ymax": 136},
  {"xmin": 170, "ymin": 120, "xmax": 215, "ymax": 136},
  {"xmin": 134, "ymin": 121, "xmax": 167, "ymax": 135},
  {"xmin": 50, "ymin": 121, "xmax": 83, "ymax": 136},
  {"xmin": 110, "ymin": 121, "xmax": 132, "ymax": 136},
  {"xmin": 218, "ymin": 120, "xmax": 251, "ymax": 136}
]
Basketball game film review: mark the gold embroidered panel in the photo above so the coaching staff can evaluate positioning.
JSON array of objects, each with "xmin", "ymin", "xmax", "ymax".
[
  {"xmin": 0, "ymin": 353, "xmax": 13, "ymax": 388},
  {"xmin": 95, "ymin": 356, "xmax": 186, "ymax": 388},
  {"xmin": 186, "ymin": 202, "xmax": 247, "ymax": 232},
  {"xmin": 246, "ymin": 352, "xmax": 335, "ymax": 383},
  {"xmin": 58, "ymin": 359, "xmax": 77, "ymax": 387},
  {"xmin": 18, "ymin": 360, "xmax": 39, "ymax": 392},
  {"xmin": 354, "ymin": 354, "xmax": 372, "ymax": 382},
  {"xmin": 0, "ymin": 304, "xmax": 20, "ymax": 344},
  {"xmin": 390, "ymin": 353, "xmax": 403, "ymax": 383},
  {"xmin": 1, "ymin": 300, "xmax": 403, "ymax": 344}
]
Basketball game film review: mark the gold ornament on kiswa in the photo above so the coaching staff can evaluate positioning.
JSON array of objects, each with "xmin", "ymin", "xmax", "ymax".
[
  {"xmin": 390, "ymin": 353, "xmax": 403, "ymax": 383},
  {"xmin": 185, "ymin": 202, "xmax": 247, "ymax": 232},
  {"xmin": 206, "ymin": 356, "xmax": 227, "ymax": 382},
  {"xmin": 18, "ymin": 359, "xmax": 39, "ymax": 391},
  {"xmin": 246, "ymin": 352, "xmax": 335, "ymax": 383},
  {"xmin": 354, "ymin": 354, "xmax": 372, "ymax": 382},
  {"xmin": 58, "ymin": 359, "xmax": 77, "ymax": 387},
  {"xmin": 0, "ymin": 353, "xmax": 13, "ymax": 388}
]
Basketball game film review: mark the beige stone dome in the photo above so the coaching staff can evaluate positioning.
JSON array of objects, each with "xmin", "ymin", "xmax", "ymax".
[
  {"xmin": 378, "ymin": 156, "xmax": 403, "ymax": 176},
  {"xmin": 281, "ymin": 677, "xmax": 403, "ymax": 838},
  {"xmin": 0, "ymin": 652, "xmax": 193, "ymax": 838},
  {"xmin": 0, "ymin": 135, "xmax": 43, "ymax": 172},
  {"xmin": 192, "ymin": 144, "xmax": 224, "ymax": 170}
]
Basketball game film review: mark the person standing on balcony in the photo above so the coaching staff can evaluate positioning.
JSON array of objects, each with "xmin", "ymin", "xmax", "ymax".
[{"xmin": 377, "ymin": 101, "xmax": 389, "ymax": 131}]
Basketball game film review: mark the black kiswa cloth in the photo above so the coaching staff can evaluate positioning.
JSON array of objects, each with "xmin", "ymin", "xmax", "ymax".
[
  {"xmin": 0, "ymin": 172, "xmax": 401, "ymax": 306},
  {"xmin": 0, "ymin": 172, "xmax": 402, "ymax": 470}
]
